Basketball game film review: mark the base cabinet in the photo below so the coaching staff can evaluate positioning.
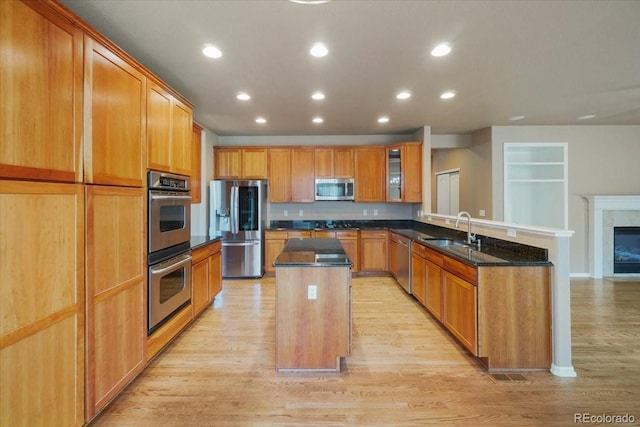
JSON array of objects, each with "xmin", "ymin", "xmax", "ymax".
[
  {"xmin": 442, "ymin": 271, "xmax": 478, "ymax": 355},
  {"xmin": 0, "ymin": 181, "xmax": 85, "ymax": 427},
  {"xmin": 265, "ymin": 230, "xmax": 312, "ymax": 273},
  {"xmin": 192, "ymin": 241, "xmax": 222, "ymax": 317},
  {"xmin": 360, "ymin": 230, "xmax": 387, "ymax": 272}
]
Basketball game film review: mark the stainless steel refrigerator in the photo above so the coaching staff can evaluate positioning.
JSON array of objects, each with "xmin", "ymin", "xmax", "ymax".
[{"xmin": 209, "ymin": 180, "xmax": 267, "ymax": 278}]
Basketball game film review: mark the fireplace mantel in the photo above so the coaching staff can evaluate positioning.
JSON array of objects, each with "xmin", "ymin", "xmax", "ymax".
[{"xmin": 584, "ymin": 195, "xmax": 640, "ymax": 278}]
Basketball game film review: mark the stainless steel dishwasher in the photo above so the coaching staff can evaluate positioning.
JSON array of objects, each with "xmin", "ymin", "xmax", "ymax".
[{"xmin": 396, "ymin": 234, "xmax": 411, "ymax": 294}]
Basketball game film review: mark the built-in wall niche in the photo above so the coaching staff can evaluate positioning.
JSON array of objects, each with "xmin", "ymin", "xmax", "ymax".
[
  {"xmin": 614, "ymin": 226, "xmax": 640, "ymax": 274},
  {"xmin": 504, "ymin": 143, "xmax": 568, "ymax": 229}
]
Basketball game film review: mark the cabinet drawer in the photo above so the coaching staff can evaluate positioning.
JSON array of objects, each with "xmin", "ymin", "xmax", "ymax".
[
  {"xmin": 288, "ymin": 230, "xmax": 311, "ymax": 239},
  {"xmin": 443, "ymin": 257, "xmax": 477, "ymax": 284},
  {"xmin": 423, "ymin": 246, "xmax": 444, "ymax": 266},
  {"xmin": 266, "ymin": 230, "xmax": 288, "ymax": 240},
  {"xmin": 361, "ymin": 230, "xmax": 387, "ymax": 239},
  {"xmin": 192, "ymin": 245, "xmax": 211, "ymax": 263},
  {"xmin": 411, "ymin": 241, "xmax": 427, "ymax": 258},
  {"xmin": 335, "ymin": 230, "xmax": 358, "ymax": 239},
  {"xmin": 314, "ymin": 230, "xmax": 337, "ymax": 238}
]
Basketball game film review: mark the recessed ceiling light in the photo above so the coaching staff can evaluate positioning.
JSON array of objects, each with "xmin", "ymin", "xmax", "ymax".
[
  {"xmin": 578, "ymin": 114, "xmax": 596, "ymax": 120},
  {"xmin": 255, "ymin": 117, "xmax": 267, "ymax": 124},
  {"xmin": 310, "ymin": 42, "xmax": 329, "ymax": 57},
  {"xmin": 311, "ymin": 91, "xmax": 325, "ymax": 100},
  {"xmin": 236, "ymin": 92, "xmax": 251, "ymax": 101},
  {"xmin": 396, "ymin": 91, "xmax": 412, "ymax": 100},
  {"xmin": 509, "ymin": 115, "xmax": 525, "ymax": 121},
  {"xmin": 431, "ymin": 43, "xmax": 451, "ymax": 57},
  {"xmin": 202, "ymin": 44, "xmax": 222, "ymax": 58},
  {"xmin": 378, "ymin": 116, "xmax": 390, "ymax": 123},
  {"xmin": 312, "ymin": 117, "xmax": 324, "ymax": 124},
  {"xmin": 440, "ymin": 91, "xmax": 456, "ymax": 99}
]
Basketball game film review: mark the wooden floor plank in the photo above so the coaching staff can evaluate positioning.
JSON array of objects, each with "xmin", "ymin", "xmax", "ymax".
[{"xmin": 89, "ymin": 276, "xmax": 640, "ymax": 426}]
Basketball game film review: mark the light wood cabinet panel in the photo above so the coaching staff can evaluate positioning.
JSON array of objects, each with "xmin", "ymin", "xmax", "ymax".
[
  {"xmin": 359, "ymin": 230, "xmax": 387, "ymax": 272},
  {"xmin": 334, "ymin": 147, "xmax": 354, "ymax": 178},
  {"xmin": 170, "ymin": 100, "xmax": 192, "ymax": 176},
  {"xmin": 355, "ymin": 147, "xmax": 386, "ymax": 202},
  {"xmin": 411, "ymin": 252, "xmax": 426, "ymax": 305},
  {"xmin": 1, "ymin": 0, "xmax": 83, "ymax": 183},
  {"xmin": 267, "ymin": 148, "xmax": 291, "ymax": 203},
  {"xmin": 146, "ymin": 304, "xmax": 193, "ymax": 361},
  {"xmin": 337, "ymin": 232, "xmax": 359, "ymax": 273},
  {"xmin": 291, "ymin": 148, "xmax": 315, "ymax": 202},
  {"xmin": 477, "ymin": 266, "xmax": 551, "ymax": 370},
  {"xmin": 191, "ymin": 123, "xmax": 203, "ymax": 204},
  {"xmin": 192, "ymin": 257, "xmax": 209, "ymax": 316},
  {"xmin": 314, "ymin": 148, "xmax": 334, "ymax": 178},
  {"xmin": 443, "ymin": 271, "xmax": 477, "ymax": 355},
  {"xmin": 147, "ymin": 81, "xmax": 192, "ymax": 176},
  {"xmin": 0, "ymin": 180, "xmax": 84, "ymax": 427},
  {"xmin": 215, "ymin": 148, "xmax": 242, "ymax": 179},
  {"xmin": 242, "ymin": 148, "xmax": 268, "ymax": 179},
  {"xmin": 85, "ymin": 185, "xmax": 145, "ymax": 418},
  {"xmin": 84, "ymin": 36, "xmax": 146, "ymax": 187},
  {"xmin": 265, "ymin": 230, "xmax": 312, "ymax": 273},
  {"xmin": 425, "ymin": 259, "xmax": 443, "ymax": 320}
]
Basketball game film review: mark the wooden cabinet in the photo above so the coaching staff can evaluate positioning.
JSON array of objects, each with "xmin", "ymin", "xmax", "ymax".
[
  {"xmin": 0, "ymin": 181, "xmax": 85, "ymax": 427},
  {"xmin": 147, "ymin": 80, "xmax": 193, "ymax": 176},
  {"xmin": 267, "ymin": 148, "xmax": 314, "ymax": 202},
  {"xmin": 291, "ymin": 148, "xmax": 315, "ymax": 202},
  {"xmin": 1, "ymin": 0, "xmax": 83, "ymax": 183},
  {"xmin": 192, "ymin": 240, "xmax": 223, "ymax": 317},
  {"xmin": 387, "ymin": 142, "xmax": 422, "ymax": 202},
  {"xmin": 314, "ymin": 230, "xmax": 359, "ymax": 273},
  {"xmin": 214, "ymin": 147, "xmax": 241, "ymax": 179},
  {"xmin": 354, "ymin": 147, "xmax": 386, "ymax": 202},
  {"xmin": 267, "ymin": 148, "xmax": 291, "ymax": 203},
  {"xmin": 84, "ymin": 36, "xmax": 146, "ymax": 187},
  {"xmin": 191, "ymin": 123, "xmax": 203, "ymax": 204},
  {"xmin": 443, "ymin": 271, "xmax": 477, "ymax": 355},
  {"xmin": 242, "ymin": 148, "xmax": 268, "ymax": 178},
  {"xmin": 265, "ymin": 230, "xmax": 312, "ymax": 273},
  {"xmin": 214, "ymin": 147, "xmax": 267, "ymax": 179},
  {"xmin": 85, "ymin": 185, "xmax": 146, "ymax": 418},
  {"xmin": 359, "ymin": 229, "xmax": 388, "ymax": 272},
  {"xmin": 410, "ymin": 250, "xmax": 426, "ymax": 305},
  {"xmin": 425, "ymin": 259, "xmax": 443, "ymax": 320},
  {"xmin": 315, "ymin": 147, "xmax": 354, "ymax": 178},
  {"xmin": 477, "ymin": 266, "xmax": 551, "ymax": 370}
]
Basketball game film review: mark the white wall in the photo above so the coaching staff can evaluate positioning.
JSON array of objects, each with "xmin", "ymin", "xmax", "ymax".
[
  {"xmin": 491, "ymin": 125, "xmax": 640, "ymax": 274},
  {"xmin": 190, "ymin": 127, "xmax": 217, "ymax": 236}
]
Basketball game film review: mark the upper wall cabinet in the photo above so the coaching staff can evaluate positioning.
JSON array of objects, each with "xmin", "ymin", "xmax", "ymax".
[
  {"xmin": 214, "ymin": 147, "xmax": 267, "ymax": 179},
  {"xmin": 354, "ymin": 146, "xmax": 386, "ymax": 202},
  {"xmin": 84, "ymin": 36, "xmax": 146, "ymax": 187},
  {"xmin": 387, "ymin": 142, "xmax": 422, "ymax": 203},
  {"xmin": 0, "ymin": 0, "xmax": 83, "ymax": 183},
  {"xmin": 267, "ymin": 147, "xmax": 314, "ymax": 202},
  {"xmin": 147, "ymin": 81, "xmax": 193, "ymax": 177},
  {"xmin": 315, "ymin": 147, "xmax": 354, "ymax": 178}
]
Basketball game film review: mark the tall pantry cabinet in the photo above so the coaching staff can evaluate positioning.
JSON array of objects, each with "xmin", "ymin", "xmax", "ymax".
[
  {"xmin": 1, "ymin": 1, "xmax": 85, "ymax": 426},
  {"xmin": 0, "ymin": 0, "xmax": 183, "ymax": 424}
]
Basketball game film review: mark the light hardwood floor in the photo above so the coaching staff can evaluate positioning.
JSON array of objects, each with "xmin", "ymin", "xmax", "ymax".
[{"xmin": 90, "ymin": 276, "xmax": 640, "ymax": 426}]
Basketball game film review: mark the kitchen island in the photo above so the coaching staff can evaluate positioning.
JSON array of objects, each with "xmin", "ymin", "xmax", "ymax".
[{"xmin": 274, "ymin": 238, "xmax": 352, "ymax": 371}]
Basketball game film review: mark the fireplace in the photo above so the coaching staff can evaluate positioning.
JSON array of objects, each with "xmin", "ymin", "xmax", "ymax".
[{"xmin": 614, "ymin": 227, "xmax": 640, "ymax": 274}]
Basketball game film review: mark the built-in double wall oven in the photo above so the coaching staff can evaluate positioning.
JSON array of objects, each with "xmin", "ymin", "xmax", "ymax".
[{"xmin": 147, "ymin": 170, "xmax": 192, "ymax": 335}]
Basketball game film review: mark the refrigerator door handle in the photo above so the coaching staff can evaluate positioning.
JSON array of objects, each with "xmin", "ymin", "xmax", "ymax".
[
  {"xmin": 232, "ymin": 185, "xmax": 239, "ymax": 234},
  {"xmin": 222, "ymin": 241, "xmax": 260, "ymax": 247}
]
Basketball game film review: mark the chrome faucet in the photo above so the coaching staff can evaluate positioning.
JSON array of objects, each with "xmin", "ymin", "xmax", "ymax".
[{"xmin": 455, "ymin": 211, "xmax": 477, "ymax": 245}]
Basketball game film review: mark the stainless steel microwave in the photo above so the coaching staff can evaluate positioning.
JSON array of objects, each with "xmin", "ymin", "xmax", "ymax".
[{"xmin": 315, "ymin": 178, "xmax": 355, "ymax": 201}]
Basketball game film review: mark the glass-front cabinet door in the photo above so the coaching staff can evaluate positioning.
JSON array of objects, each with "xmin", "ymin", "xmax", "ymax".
[{"xmin": 387, "ymin": 147, "xmax": 402, "ymax": 201}]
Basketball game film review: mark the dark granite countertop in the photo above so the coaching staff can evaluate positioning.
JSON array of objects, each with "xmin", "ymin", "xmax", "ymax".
[
  {"xmin": 190, "ymin": 235, "xmax": 221, "ymax": 250},
  {"xmin": 267, "ymin": 219, "xmax": 551, "ymax": 267},
  {"xmin": 390, "ymin": 228, "xmax": 552, "ymax": 267},
  {"xmin": 274, "ymin": 238, "xmax": 352, "ymax": 267}
]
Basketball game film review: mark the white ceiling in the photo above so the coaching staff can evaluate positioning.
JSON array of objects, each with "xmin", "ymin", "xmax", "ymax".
[{"xmin": 59, "ymin": 0, "xmax": 640, "ymax": 137}]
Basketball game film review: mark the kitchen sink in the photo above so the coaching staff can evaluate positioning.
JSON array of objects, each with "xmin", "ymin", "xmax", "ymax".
[{"xmin": 422, "ymin": 238, "xmax": 469, "ymax": 247}]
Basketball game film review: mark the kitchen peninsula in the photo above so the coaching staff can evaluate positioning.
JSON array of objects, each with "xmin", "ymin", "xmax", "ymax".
[{"xmin": 274, "ymin": 238, "xmax": 352, "ymax": 371}]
